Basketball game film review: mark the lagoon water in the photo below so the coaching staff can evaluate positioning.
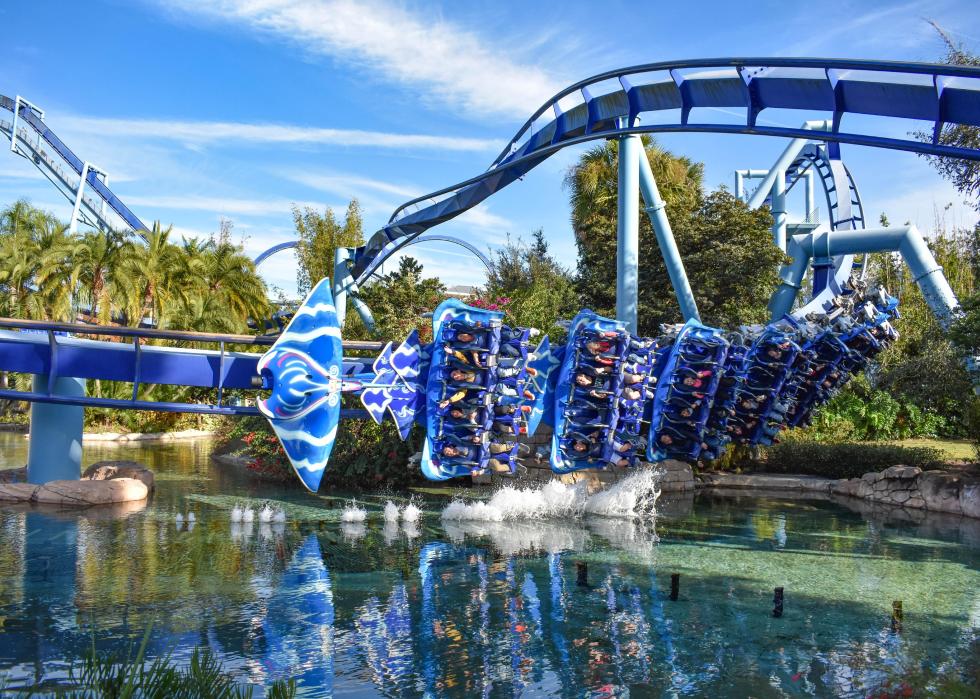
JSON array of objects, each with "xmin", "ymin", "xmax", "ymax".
[{"xmin": 1, "ymin": 432, "xmax": 979, "ymax": 696}]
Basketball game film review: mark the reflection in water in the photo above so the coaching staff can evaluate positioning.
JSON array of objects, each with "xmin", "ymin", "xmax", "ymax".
[{"xmin": 1, "ymin": 434, "xmax": 980, "ymax": 696}]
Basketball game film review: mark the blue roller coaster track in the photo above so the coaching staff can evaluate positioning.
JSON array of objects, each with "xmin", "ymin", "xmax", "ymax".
[
  {"xmin": 0, "ymin": 94, "xmax": 147, "ymax": 235},
  {"xmin": 352, "ymin": 57, "xmax": 980, "ymax": 285}
]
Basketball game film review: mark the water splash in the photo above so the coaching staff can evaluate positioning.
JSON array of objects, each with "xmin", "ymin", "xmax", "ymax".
[
  {"xmin": 341, "ymin": 500, "xmax": 367, "ymax": 523},
  {"xmin": 383, "ymin": 500, "xmax": 401, "ymax": 522},
  {"xmin": 401, "ymin": 500, "xmax": 422, "ymax": 523},
  {"xmin": 442, "ymin": 519, "xmax": 590, "ymax": 556},
  {"xmin": 440, "ymin": 468, "xmax": 662, "ymax": 521}
]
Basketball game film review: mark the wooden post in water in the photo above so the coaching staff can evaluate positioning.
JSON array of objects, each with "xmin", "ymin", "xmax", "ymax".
[
  {"xmin": 576, "ymin": 562, "xmax": 588, "ymax": 587},
  {"xmin": 670, "ymin": 573, "xmax": 680, "ymax": 601},
  {"xmin": 773, "ymin": 587, "xmax": 784, "ymax": 617},
  {"xmin": 892, "ymin": 600, "xmax": 903, "ymax": 632}
]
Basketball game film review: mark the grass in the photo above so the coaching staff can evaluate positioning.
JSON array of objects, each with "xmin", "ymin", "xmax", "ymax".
[{"xmin": 884, "ymin": 438, "xmax": 975, "ymax": 462}]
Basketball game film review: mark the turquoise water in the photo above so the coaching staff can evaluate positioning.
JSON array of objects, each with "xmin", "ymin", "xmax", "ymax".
[{"xmin": 1, "ymin": 433, "xmax": 979, "ymax": 697}]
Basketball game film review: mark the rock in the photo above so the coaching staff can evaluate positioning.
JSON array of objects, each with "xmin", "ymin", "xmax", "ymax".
[
  {"xmin": 881, "ymin": 465, "xmax": 922, "ymax": 480},
  {"xmin": 861, "ymin": 472, "xmax": 879, "ymax": 484},
  {"xmin": 35, "ymin": 478, "xmax": 148, "ymax": 505},
  {"xmin": 907, "ymin": 496, "xmax": 925, "ymax": 509},
  {"xmin": 891, "ymin": 490, "xmax": 910, "ymax": 504},
  {"xmin": 919, "ymin": 471, "xmax": 963, "ymax": 515},
  {"xmin": 0, "ymin": 478, "xmax": 147, "ymax": 505},
  {"xmin": 959, "ymin": 480, "xmax": 980, "ymax": 519},
  {"xmin": 0, "ymin": 483, "xmax": 40, "ymax": 501},
  {"xmin": 82, "ymin": 461, "xmax": 155, "ymax": 491},
  {"xmin": 657, "ymin": 460, "xmax": 695, "ymax": 492},
  {"xmin": 0, "ymin": 466, "xmax": 27, "ymax": 484}
]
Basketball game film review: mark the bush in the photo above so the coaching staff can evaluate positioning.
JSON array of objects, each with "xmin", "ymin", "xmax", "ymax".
[
  {"xmin": 805, "ymin": 375, "xmax": 951, "ymax": 442},
  {"xmin": 759, "ymin": 441, "xmax": 945, "ymax": 479},
  {"xmin": 216, "ymin": 411, "xmax": 423, "ymax": 490}
]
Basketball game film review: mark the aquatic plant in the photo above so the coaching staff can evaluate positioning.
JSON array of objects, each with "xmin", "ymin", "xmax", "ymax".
[{"xmin": 12, "ymin": 626, "xmax": 296, "ymax": 698}]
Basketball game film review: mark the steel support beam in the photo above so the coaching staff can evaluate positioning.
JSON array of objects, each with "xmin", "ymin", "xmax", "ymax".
[
  {"xmin": 638, "ymin": 147, "xmax": 701, "ymax": 323},
  {"xmin": 772, "ymin": 170, "xmax": 787, "ymax": 251},
  {"xmin": 616, "ymin": 132, "xmax": 640, "ymax": 332},
  {"xmin": 769, "ymin": 225, "xmax": 960, "ymax": 326},
  {"xmin": 26, "ymin": 375, "xmax": 85, "ymax": 484},
  {"xmin": 332, "ymin": 247, "xmax": 377, "ymax": 333}
]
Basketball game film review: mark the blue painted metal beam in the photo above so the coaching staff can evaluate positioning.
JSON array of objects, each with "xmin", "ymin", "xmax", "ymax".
[
  {"xmin": 637, "ymin": 148, "xmax": 701, "ymax": 322},
  {"xmin": 616, "ymin": 132, "xmax": 640, "ymax": 332},
  {"xmin": 770, "ymin": 225, "xmax": 960, "ymax": 325},
  {"xmin": 353, "ymin": 58, "xmax": 980, "ymax": 285}
]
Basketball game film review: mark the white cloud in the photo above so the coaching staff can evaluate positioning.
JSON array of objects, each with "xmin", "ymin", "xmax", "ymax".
[
  {"xmin": 125, "ymin": 194, "xmax": 336, "ymax": 217},
  {"xmin": 158, "ymin": 0, "xmax": 563, "ymax": 119},
  {"xmin": 57, "ymin": 114, "xmax": 501, "ymax": 152}
]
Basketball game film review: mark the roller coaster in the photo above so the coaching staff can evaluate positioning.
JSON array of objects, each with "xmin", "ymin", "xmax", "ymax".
[{"xmin": 1, "ymin": 58, "xmax": 979, "ymax": 491}]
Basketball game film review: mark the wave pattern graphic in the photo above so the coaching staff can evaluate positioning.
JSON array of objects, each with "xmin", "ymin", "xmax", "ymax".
[{"xmin": 258, "ymin": 278, "xmax": 343, "ymax": 492}]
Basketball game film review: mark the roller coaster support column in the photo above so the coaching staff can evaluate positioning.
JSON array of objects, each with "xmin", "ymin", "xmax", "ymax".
[
  {"xmin": 638, "ymin": 148, "xmax": 701, "ymax": 323},
  {"xmin": 616, "ymin": 131, "xmax": 640, "ymax": 332},
  {"xmin": 26, "ymin": 376, "xmax": 85, "ymax": 484},
  {"xmin": 769, "ymin": 225, "xmax": 960, "ymax": 327},
  {"xmin": 69, "ymin": 162, "xmax": 105, "ymax": 234},
  {"xmin": 332, "ymin": 247, "xmax": 377, "ymax": 333},
  {"xmin": 772, "ymin": 170, "xmax": 787, "ymax": 251},
  {"xmin": 746, "ymin": 121, "xmax": 831, "ymax": 251}
]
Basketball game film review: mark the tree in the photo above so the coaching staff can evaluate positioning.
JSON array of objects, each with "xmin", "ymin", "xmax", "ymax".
[
  {"xmin": 480, "ymin": 230, "xmax": 580, "ymax": 339},
  {"xmin": 915, "ymin": 24, "xmax": 980, "ymax": 211},
  {"xmin": 355, "ymin": 256, "xmax": 446, "ymax": 341},
  {"xmin": 0, "ymin": 200, "xmax": 74, "ymax": 320},
  {"xmin": 293, "ymin": 199, "xmax": 364, "ymax": 296},
  {"xmin": 118, "ymin": 222, "xmax": 188, "ymax": 328},
  {"xmin": 565, "ymin": 138, "xmax": 780, "ymax": 335},
  {"xmin": 865, "ymin": 220, "xmax": 976, "ymax": 433}
]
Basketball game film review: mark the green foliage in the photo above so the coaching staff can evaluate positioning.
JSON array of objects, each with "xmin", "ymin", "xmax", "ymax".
[
  {"xmin": 761, "ymin": 440, "xmax": 945, "ymax": 479},
  {"xmin": 0, "ymin": 200, "xmax": 269, "ymax": 331},
  {"xmin": 914, "ymin": 26, "xmax": 980, "ymax": 211},
  {"xmin": 218, "ymin": 414, "xmax": 423, "ymax": 490},
  {"xmin": 805, "ymin": 375, "xmax": 950, "ymax": 441},
  {"xmin": 565, "ymin": 139, "xmax": 781, "ymax": 334},
  {"xmin": 293, "ymin": 199, "xmax": 363, "ymax": 296},
  {"xmin": 19, "ymin": 628, "xmax": 296, "ymax": 698},
  {"xmin": 479, "ymin": 230, "xmax": 580, "ymax": 339},
  {"xmin": 353, "ymin": 256, "xmax": 446, "ymax": 341},
  {"xmin": 864, "ymin": 223, "xmax": 978, "ymax": 436},
  {"xmin": 0, "ymin": 201, "xmax": 270, "ymax": 422}
]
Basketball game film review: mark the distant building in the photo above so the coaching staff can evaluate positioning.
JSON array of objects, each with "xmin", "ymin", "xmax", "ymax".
[{"xmin": 445, "ymin": 285, "xmax": 477, "ymax": 299}]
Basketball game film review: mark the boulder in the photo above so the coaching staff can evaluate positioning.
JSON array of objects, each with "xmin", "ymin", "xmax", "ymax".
[
  {"xmin": 0, "ymin": 466, "xmax": 26, "ymax": 484},
  {"xmin": 82, "ymin": 461, "xmax": 155, "ymax": 491},
  {"xmin": 919, "ymin": 471, "xmax": 963, "ymax": 515},
  {"xmin": 657, "ymin": 460, "xmax": 695, "ymax": 492},
  {"xmin": 0, "ymin": 483, "xmax": 40, "ymax": 501},
  {"xmin": 959, "ymin": 479, "xmax": 980, "ymax": 519},
  {"xmin": 0, "ymin": 478, "xmax": 147, "ymax": 505},
  {"xmin": 881, "ymin": 465, "xmax": 922, "ymax": 481},
  {"xmin": 34, "ymin": 478, "xmax": 148, "ymax": 505}
]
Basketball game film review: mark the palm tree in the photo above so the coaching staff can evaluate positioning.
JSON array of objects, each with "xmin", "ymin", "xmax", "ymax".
[
  {"xmin": 118, "ymin": 222, "xmax": 188, "ymax": 328},
  {"xmin": 0, "ymin": 202, "xmax": 73, "ymax": 320}
]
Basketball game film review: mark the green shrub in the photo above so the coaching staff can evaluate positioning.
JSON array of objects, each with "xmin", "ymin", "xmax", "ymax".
[
  {"xmin": 805, "ymin": 375, "xmax": 951, "ymax": 442},
  {"xmin": 217, "ymin": 411, "xmax": 423, "ymax": 490},
  {"xmin": 760, "ymin": 441, "xmax": 945, "ymax": 479},
  {"xmin": 16, "ymin": 626, "xmax": 295, "ymax": 698}
]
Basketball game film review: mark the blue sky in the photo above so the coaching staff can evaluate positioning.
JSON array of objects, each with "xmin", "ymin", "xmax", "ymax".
[{"xmin": 1, "ymin": 0, "xmax": 978, "ymax": 297}]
